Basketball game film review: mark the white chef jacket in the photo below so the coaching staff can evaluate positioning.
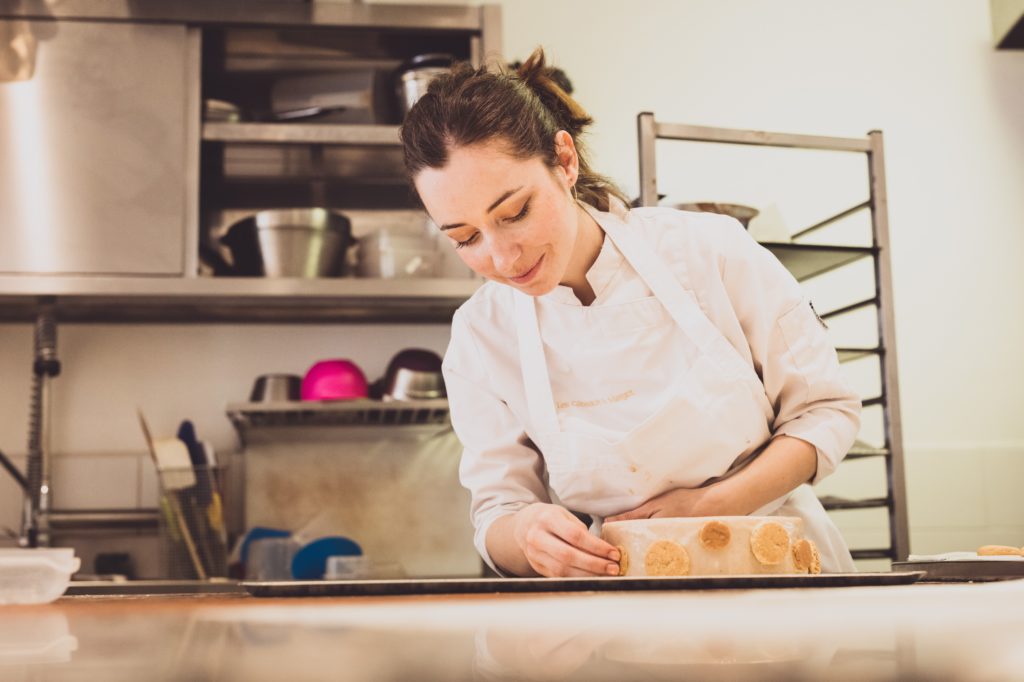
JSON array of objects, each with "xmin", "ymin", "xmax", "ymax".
[{"xmin": 442, "ymin": 202, "xmax": 862, "ymax": 572}]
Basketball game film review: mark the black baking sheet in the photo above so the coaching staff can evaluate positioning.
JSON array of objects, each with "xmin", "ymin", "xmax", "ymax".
[
  {"xmin": 242, "ymin": 571, "xmax": 924, "ymax": 597},
  {"xmin": 892, "ymin": 560, "xmax": 1024, "ymax": 582}
]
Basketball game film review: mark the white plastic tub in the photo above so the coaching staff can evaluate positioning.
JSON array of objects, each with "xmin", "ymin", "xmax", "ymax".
[
  {"xmin": 356, "ymin": 229, "xmax": 438, "ymax": 279},
  {"xmin": 0, "ymin": 548, "xmax": 81, "ymax": 605}
]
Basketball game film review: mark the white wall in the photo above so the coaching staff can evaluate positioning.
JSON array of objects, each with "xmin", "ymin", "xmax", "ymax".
[{"xmin": 2, "ymin": 1, "xmax": 1023, "ymax": 569}]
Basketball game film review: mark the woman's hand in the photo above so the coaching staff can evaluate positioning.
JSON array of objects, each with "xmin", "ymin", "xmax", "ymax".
[
  {"xmin": 605, "ymin": 486, "xmax": 723, "ymax": 522},
  {"xmin": 512, "ymin": 503, "xmax": 621, "ymax": 577}
]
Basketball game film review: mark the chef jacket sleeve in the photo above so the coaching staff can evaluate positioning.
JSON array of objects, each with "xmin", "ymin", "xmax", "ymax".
[
  {"xmin": 714, "ymin": 217, "xmax": 862, "ymax": 484},
  {"xmin": 443, "ymin": 309, "xmax": 551, "ymax": 574}
]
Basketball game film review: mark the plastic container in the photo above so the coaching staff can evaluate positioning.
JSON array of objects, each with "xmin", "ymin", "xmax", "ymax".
[
  {"xmin": 357, "ymin": 229, "xmax": 438, "ymax": 279},
  {"xmin": 0, "ymin": 548, "xmax": 81, "ymax": 605}
]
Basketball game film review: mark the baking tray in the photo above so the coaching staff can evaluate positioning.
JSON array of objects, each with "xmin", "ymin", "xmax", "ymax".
[
  {"xmin": 892, "ymin": 559, "xmax": 1024, "ymax": 582},
  {"xmin": 242, "ymin": 571, "xmax": 924, "ymax": 598}
]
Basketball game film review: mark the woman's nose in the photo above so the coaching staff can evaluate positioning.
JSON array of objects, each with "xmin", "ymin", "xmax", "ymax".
[{"xmin": 489, "ymin": 235, "xmax": 523, "ymax": 274}]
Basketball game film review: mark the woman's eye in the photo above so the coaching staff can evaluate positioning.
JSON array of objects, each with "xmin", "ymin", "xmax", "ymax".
[
  {"xmin": 454, "ymin": 233, "xmax": 479, "ymax": 249},
  {"xmin": 505, "ymin": 199, "xmax": 531, "ymax": 223}
]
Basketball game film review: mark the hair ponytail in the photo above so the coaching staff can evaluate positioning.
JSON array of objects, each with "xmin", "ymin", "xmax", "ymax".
[{"xmin": 401, "ymin": 46, "xmax": 628, "ymax": 212}]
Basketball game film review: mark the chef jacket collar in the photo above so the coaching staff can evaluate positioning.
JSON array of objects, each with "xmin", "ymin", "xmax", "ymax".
[{"xmin": 542, "ymin": 200, "xmax": 627, "ymax": 307}]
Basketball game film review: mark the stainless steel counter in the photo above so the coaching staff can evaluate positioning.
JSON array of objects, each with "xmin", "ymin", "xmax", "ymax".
[{"xmin": 2, "ymin": 580, "xmax": 1023, "ymax": 680}]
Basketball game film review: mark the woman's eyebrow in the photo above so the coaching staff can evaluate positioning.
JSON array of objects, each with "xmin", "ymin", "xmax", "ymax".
[{"xmin": 440, "ymin": 186, "xmax": 524, "ymax": 231}]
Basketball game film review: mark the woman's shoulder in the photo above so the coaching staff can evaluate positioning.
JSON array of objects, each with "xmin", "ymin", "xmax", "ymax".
[{"xmin": 626, "ymin": 206, "xmax": 746, "ymax": 263}]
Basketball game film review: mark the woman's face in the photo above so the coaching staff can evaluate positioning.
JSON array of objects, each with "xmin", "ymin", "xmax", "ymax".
[{"xmin": 414, "ymin": 136, "xmax": 579, "ymax": 297}]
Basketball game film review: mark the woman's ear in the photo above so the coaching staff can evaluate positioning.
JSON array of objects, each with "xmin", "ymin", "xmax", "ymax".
[{"xmin": 553, "ymin": 130, "xmax": 579, "ymax": 187}]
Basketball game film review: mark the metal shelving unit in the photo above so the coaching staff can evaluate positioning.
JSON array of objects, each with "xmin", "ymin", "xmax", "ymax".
[
  {"xmin": 637, "ymin": 113, "xmax": 910, "ymax": 563},
  {"xmin": 0, "ymin": 276, "xmax": 481, "ymax": 323},
  {"xmin": 0, "ymin": 1, "xmax": 501, "ymax": 324}
]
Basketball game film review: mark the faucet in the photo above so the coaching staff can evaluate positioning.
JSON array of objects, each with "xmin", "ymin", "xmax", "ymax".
[{"xmin": 20, "ymin": 306, "xmax": 60, "ymax": 548}]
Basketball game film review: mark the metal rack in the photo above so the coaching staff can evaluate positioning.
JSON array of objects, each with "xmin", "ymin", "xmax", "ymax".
[{"xmin": 636, "ymin": 113, "xmax": 910, "ymax": 563}]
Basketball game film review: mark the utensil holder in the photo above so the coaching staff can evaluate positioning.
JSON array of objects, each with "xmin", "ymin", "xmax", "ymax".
[{"xmin": 158, "ymin": 465, "xmax": 230, "ymax": 580}]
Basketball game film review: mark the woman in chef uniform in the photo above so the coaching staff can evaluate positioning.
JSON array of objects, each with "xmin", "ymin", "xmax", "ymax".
[{"xmin": 401, "ymin": 48, "xmax": 861, "ymax": 577}]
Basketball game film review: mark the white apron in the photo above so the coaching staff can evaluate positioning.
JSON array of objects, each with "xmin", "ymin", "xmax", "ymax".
[{"xmin": 514, "ymin": 202, "xmax": 855, "ymax": 573}]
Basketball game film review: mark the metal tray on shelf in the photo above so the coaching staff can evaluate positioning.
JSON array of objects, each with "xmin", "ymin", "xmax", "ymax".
[
  {"xmin": 892, "ymin": 559, "xmax": 1024, "ymax": 582},
  {"xmin": 242, "ymin": 571, "xmax": 925, "ymax": 598}
]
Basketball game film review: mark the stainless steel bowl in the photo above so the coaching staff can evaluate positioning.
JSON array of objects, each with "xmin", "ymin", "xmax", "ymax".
[
  {"xmin": 254, "ymin": 208, "xmax": 352, "ymax": 278},
  {"xmin": 380, "ymin": 348, "xmax": 446, "ymax": 400},
  {"xmin": 384, "ymin": 367, "xmax": 445, "ymax": 401},
  {"xmin": 250, "ymin": 374, "xmax": 302, "ymax": 402}
]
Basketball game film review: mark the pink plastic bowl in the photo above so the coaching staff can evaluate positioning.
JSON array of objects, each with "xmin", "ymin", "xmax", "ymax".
[{"xmin": 301, "ymin": 359, "xmax": 369, "ymax": 401}]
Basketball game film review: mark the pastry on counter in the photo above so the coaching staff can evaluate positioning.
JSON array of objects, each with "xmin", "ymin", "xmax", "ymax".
[
  {"xmin": 976, "ymin": 545, "xmax": 1023, "ymax": 557},
  {"xmin": 602, "ymin": 516, "xmax": 820, "ymax": 577}
]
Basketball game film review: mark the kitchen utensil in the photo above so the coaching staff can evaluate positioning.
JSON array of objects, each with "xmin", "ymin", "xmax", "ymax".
[
  {"xmin": 271, "ymin": 69, "xmax": 377, "ymax": 124},
  {"xmin": 137, "ymin": 411, "xmax": 205, "ymax": 580},
  {"xmin": 254, "ymin": 208, "xmax": 352, "ymax": 278},
  {"xmin": 301, "ymin": 359, "xmax": 369, "ymax": 401},
  {"xmin": 380, "ymin": 349, "xmax": 445, "ymax": 400},
  {"xmin": 249, "ymin": 374, "xmax": 302, "ymax": 402},
  {"xmin": 177, "ymin": 420, "xmax": 228, "ymax": 577},
  {"xmin": 291, "ymin": 536, "xmax": 362, "ymax": 580},
  {"xmin": 243, "ymin": 571, "xmax": 925, "ymax": 598},
  {"xmin": 674, "ymin": 203, "xmax": 760, "ymax": 230},
  {"xmin": 397, "ymin": 53, "xmax": 454, "ymax": 115}
]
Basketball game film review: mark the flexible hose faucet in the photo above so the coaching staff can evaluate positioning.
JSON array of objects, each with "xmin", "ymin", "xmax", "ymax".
[{"xmin": 21, "ymin": 305, "xmax": 60, "ymax": 548}]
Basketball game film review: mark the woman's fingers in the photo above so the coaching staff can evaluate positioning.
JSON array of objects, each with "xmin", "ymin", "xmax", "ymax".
[
  {"xmin": 525, "ymin": 512, "xmax": 620, "ymax": 577},
  {"xmin": 551, "ymin": 515, "xmax": 619, "ymax": 562}
]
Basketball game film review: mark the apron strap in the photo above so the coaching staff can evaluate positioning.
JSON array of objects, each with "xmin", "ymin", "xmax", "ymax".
[
  {"xmin": 514, "ymin": 291, "xmax": 562, "ymax": 435},
  {"xmin": 593, "ymin": 208, "xmax": 718, "ymax": 352}
]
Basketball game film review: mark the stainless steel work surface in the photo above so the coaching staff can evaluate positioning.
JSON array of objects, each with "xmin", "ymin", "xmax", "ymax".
[
  {"xmin": 243, "ymin": 571, "xmax": 924, "ymax": 597},
  {"xmin": 4, "ymin": 580, "xmax": 1023, "ymax": 680}
]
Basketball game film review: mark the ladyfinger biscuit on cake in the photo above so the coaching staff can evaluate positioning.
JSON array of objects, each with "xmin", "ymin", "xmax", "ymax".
[
  {"xmin": 615, "ymin": 545, "xmax": 629, "ymax": 576},
  {"xmin": 644, "ymin": 540, "xmax": 690, "ymax": 576},
  {"xmin": 699, "ymin": 520, "xmax": 732, "ymax": 550},
  {"xmin": 792, "ymin": 538, "xmax": 821, "ymax": 574},
  {"xmin": 750, "ymin": 522, "xmax": 791, "ymax": 566},
  {"xmin": 977, "ymin": 545, "xmax": 1022, "ymax": 556}
]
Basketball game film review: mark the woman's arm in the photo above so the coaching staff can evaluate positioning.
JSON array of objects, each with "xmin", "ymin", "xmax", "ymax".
[{"xmin": 606, "ymin": 435, "xmax": 816, "ymax": 521}]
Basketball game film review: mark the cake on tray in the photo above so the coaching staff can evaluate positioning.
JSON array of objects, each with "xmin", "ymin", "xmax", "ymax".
[{"xmin": 601, "ymin": 516, "xmax": 821, "ymax": 577}]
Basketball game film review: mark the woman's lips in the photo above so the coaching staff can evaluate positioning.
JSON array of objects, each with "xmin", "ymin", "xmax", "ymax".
[{"xmin": 509, "ymin": 255, "xmax": 544, "ymax": 285}]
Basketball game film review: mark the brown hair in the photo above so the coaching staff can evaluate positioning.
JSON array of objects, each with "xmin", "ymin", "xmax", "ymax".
[{"xmin": 400, "ymin": 47, "xmax": 628, "ymax": 212}]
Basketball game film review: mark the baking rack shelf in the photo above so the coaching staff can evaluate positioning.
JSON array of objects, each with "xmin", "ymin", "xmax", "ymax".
[
  {"xmin": 226, "ymin": 399, "xmax": 451, "ymax": 430},
  {"xmin": 637, "ymin": 114, "xmax": 909, "ymax": 564}
]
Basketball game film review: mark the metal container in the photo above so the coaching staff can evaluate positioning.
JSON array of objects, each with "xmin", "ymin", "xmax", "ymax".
[
  {"xmin": 253, "ymin": 208, "xmax": 352, "ymax": 278},
  {"xmin": 381, "ymin": 349, "xmax": 445, "ymax": 400},
  {"xmin": 249, "ymin": 374, "xmax": 302, "ymax": 402},
  {"xmin": 397, "ymin": 54, "xmax": 453, "ymax": 115},
  {"xmin": 385, "ymin": 367, "xmax": 445, "ymax": 401}
]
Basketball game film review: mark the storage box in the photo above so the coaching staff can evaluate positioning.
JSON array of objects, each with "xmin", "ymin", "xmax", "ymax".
[{"xmin": 0, "ymin": 548, "xmax": 80, "ymax": 605}]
